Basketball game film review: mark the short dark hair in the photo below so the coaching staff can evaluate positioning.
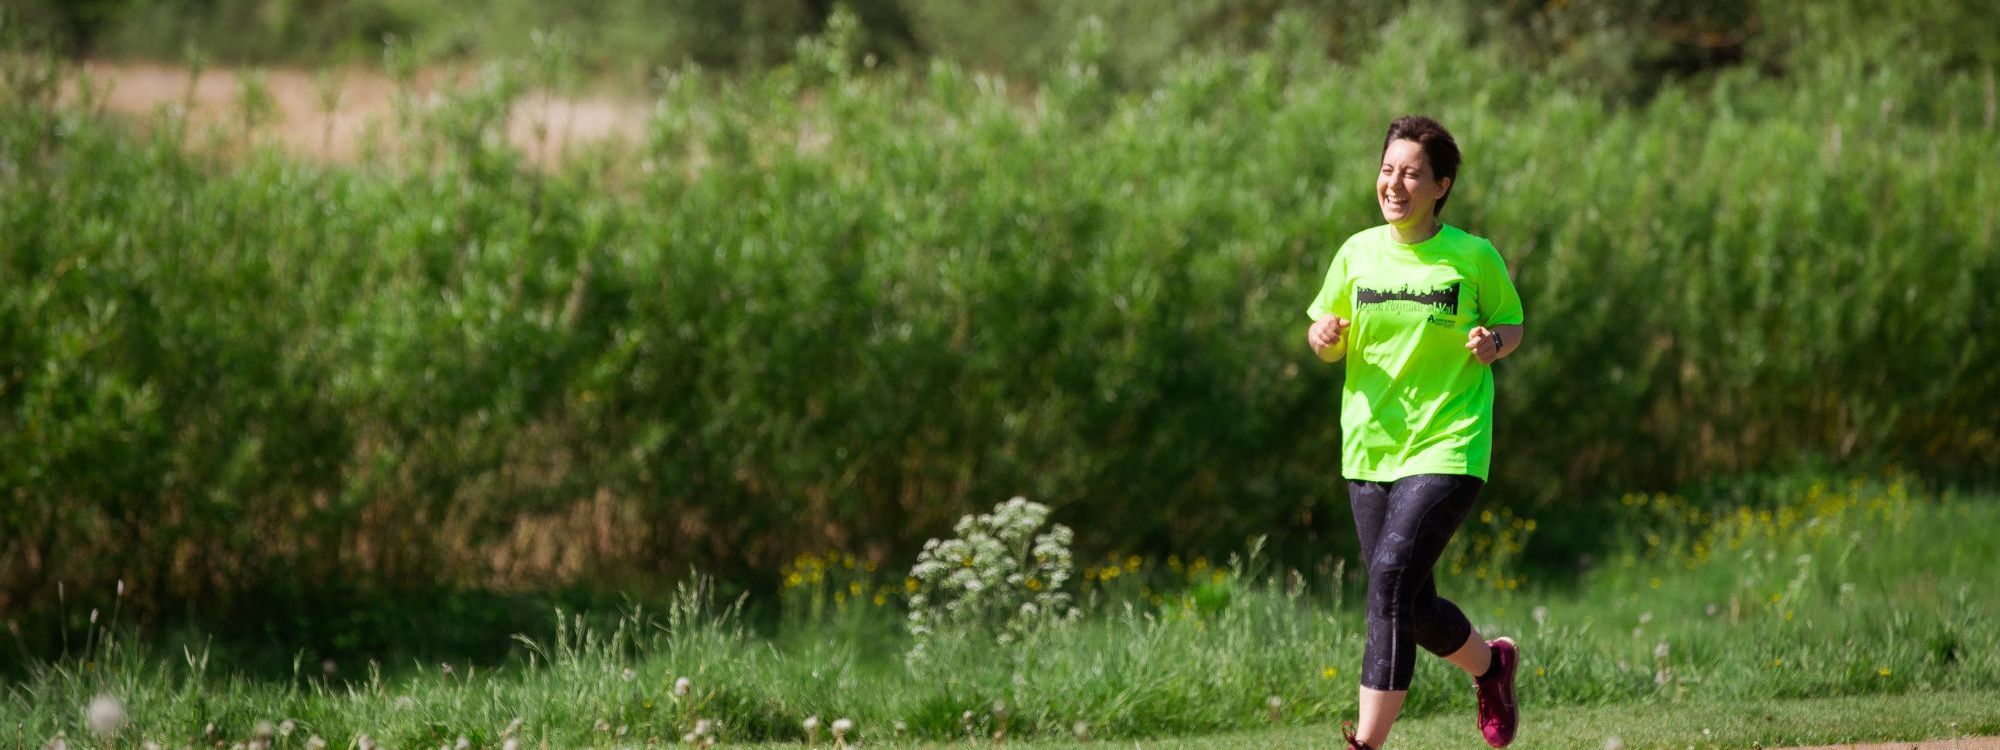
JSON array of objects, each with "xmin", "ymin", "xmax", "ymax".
[{"xmin": 1382, "ymin": 116, "xmax": 1461, "ymax": 216}]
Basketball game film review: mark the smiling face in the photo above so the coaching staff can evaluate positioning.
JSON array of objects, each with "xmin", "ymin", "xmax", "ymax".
[{"xmin": 1377, "ymin": 138, "xmax": 1452, "ymax": 232}]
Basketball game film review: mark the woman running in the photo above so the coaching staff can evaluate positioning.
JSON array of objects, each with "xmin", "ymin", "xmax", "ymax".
[{"xmin": 1304, "ymin": 115, "xmax": 1525, "ymax": 750}]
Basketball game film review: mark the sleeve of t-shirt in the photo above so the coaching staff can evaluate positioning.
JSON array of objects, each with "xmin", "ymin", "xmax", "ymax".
[
  {"xmin": 1479, "ymin": 243, "xmax": 1525, "ymax": 326},
  {"xmin": 1305, "ymin": 241, "xmax": 1353, "ymax": 321}
]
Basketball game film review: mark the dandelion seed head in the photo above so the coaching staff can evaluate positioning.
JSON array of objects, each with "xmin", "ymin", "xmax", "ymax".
[
  {"xmin": 306, "ymin": 738, "xmax": 328, "ymax": 750},
  {"xmin": 86, "ymin": 694, "xmax": 124, "ymax": 737},
  {"xmin": 804, "ymin": 715, "xmax": 821, "ymax": 732},
  {"xmin": 673, "ymin": 676, "xmax": 692, "ymax": 696},
  {"xmin": 832, "ymin": 718, "xmax": 853, "ymax": 737},
  {"xmin": 621, "ymin": 667, "xmax": 636, "ymax": 682},
  {"xmin": 279, "ymin": 720, "xmax": 295, "ymax": 737}
]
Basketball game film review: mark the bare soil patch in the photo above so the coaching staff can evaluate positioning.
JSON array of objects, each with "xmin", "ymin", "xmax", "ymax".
[
  {"xmin": 1772, "ymin": 738, "xmax": 2000, "ymax": 750},
  {"xmin": 68, "ymin": 60, "xmax": 648, "ymax": 164}
]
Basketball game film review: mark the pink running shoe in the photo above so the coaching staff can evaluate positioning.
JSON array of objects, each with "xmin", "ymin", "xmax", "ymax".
[
  {"xmin": 1341, "ymin": 721, "xmax": 1373, "ymax": 750},
  {"xmin": 1476, "ymin": 637, "xmax": 1520, "ymax": 747}
]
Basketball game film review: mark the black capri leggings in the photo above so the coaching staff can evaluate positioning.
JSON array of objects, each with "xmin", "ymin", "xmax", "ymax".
[{"xmin": 1349, "ymin": 473, "xmax": 1483, "ymax": 691}]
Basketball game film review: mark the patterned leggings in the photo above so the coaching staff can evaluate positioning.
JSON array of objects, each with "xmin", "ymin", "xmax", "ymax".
[{"xmin": 1349, "ymin": 474, "xmax": 1483, "ymax": 691}]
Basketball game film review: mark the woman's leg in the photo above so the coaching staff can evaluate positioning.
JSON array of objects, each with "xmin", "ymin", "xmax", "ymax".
[
  {"xmin": 1411, "ymin": 571, "xmax": 1492, "ymax": 676},
  {"xmin": 1348, "ymin": 475, "xmax": 1483, "ymax": 748}
]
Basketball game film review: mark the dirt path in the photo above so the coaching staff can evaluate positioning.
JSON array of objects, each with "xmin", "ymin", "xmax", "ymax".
[
  {"xmin": 67, "ymin": 61, "xmax": 648, "ymax": 164},
  {"xmin": 1772, "ymin": 739, "xmax": 2000, "ymax": 750}
]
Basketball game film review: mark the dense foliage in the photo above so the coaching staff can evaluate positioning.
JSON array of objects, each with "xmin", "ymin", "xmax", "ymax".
[{"xmin": 3, "ymin": 7, "xmax": 1997, "ymax": 642}]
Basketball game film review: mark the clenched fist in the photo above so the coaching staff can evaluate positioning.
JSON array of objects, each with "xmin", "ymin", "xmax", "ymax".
[
  {"xmin": 1308, "ymin": 315, "xmax": 1351, "ymax": 357},
  {"xmin": 1465, "ymin": 326, "xmax": 1503, "ymax": 364}
]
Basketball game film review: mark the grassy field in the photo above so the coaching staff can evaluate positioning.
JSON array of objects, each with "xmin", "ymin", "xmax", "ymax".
[
  {"xmin": 6, "ymin": 9, "xmax": 2000, "ymax": 749},
  {"xmin": 6, "ymin": 477, "xmax": 1995, "ymax": 748}
]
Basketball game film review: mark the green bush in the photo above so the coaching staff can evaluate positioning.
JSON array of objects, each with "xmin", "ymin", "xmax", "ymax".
[{"xmin": 2, "ymin": 9, "xmax": 1997, "ymax": 637}]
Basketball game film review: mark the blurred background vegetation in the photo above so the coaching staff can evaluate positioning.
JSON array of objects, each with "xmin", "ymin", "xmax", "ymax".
[
  {"xmin": 2, "ymin": 0, "xmax": 1997, "ymax": 673},
  {"xmin": 10, "ymin": 0, "xmax": 2000, "ymax": 96}
]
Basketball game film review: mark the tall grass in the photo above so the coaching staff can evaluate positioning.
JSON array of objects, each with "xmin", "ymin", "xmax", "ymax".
[
  {"xmin": 3, "ymin": 11, "xmax": 1998, "ymax": 631},
  {"xmin": 5, "ymin": 477, "xmax": 1992, "ymax": 746}
]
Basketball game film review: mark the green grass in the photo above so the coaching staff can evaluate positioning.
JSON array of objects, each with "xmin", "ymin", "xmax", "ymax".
[{"xmin": 5, "ymin": 478, "xmax": 1994, "ymax": 748}]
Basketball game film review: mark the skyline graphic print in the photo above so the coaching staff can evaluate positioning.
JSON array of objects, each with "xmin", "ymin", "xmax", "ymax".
[{"xmin": 1356, "ymin": 281, "xmax": 1462, "ymax": 320}]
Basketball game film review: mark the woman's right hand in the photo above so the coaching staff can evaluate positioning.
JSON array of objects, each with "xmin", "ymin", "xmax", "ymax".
[{"xmin": 1308, "ymin": 315, "xmax": 1351, "ymax": 356}]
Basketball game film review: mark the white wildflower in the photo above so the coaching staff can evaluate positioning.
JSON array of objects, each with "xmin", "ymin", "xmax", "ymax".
[
  {"xmin": 86, "ymin": 695, "xmax": 124, "ymax": 737},
  {"xmin": 279, "ymin": 720, "xmax": 296, "ymax": 737},
  {"xmin": 305, "ymin": 736, "xmax": 327, "ymax": 750},
  {"xmin": 674, "ymin": 676, "xmax": 692, "ymax": 696},
  {"xmin": 832, "ymin": 718, "xmax": 853, "ymax": 738},
  {"xmin": 455, "ymin": 735, "xmax": 470, "ymax": 750},
  {"xmin": 502, "ymin": 738, "xmax": 520, "ymax": 750},
  {"xmin": 622, "ymin": 667, "xmax": 636, "ymax": 682}
]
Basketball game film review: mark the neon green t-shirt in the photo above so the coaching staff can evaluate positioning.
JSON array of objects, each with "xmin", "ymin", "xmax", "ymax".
[{"xmin": 1305, "ymin": 224, "xmax": 1525, "ymax": 482}]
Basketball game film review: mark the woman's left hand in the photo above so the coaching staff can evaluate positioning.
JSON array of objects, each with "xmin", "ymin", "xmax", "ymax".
[{"xmin": 1465, "ymin": 326, "xmax": 1503, "ymax": 364}]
